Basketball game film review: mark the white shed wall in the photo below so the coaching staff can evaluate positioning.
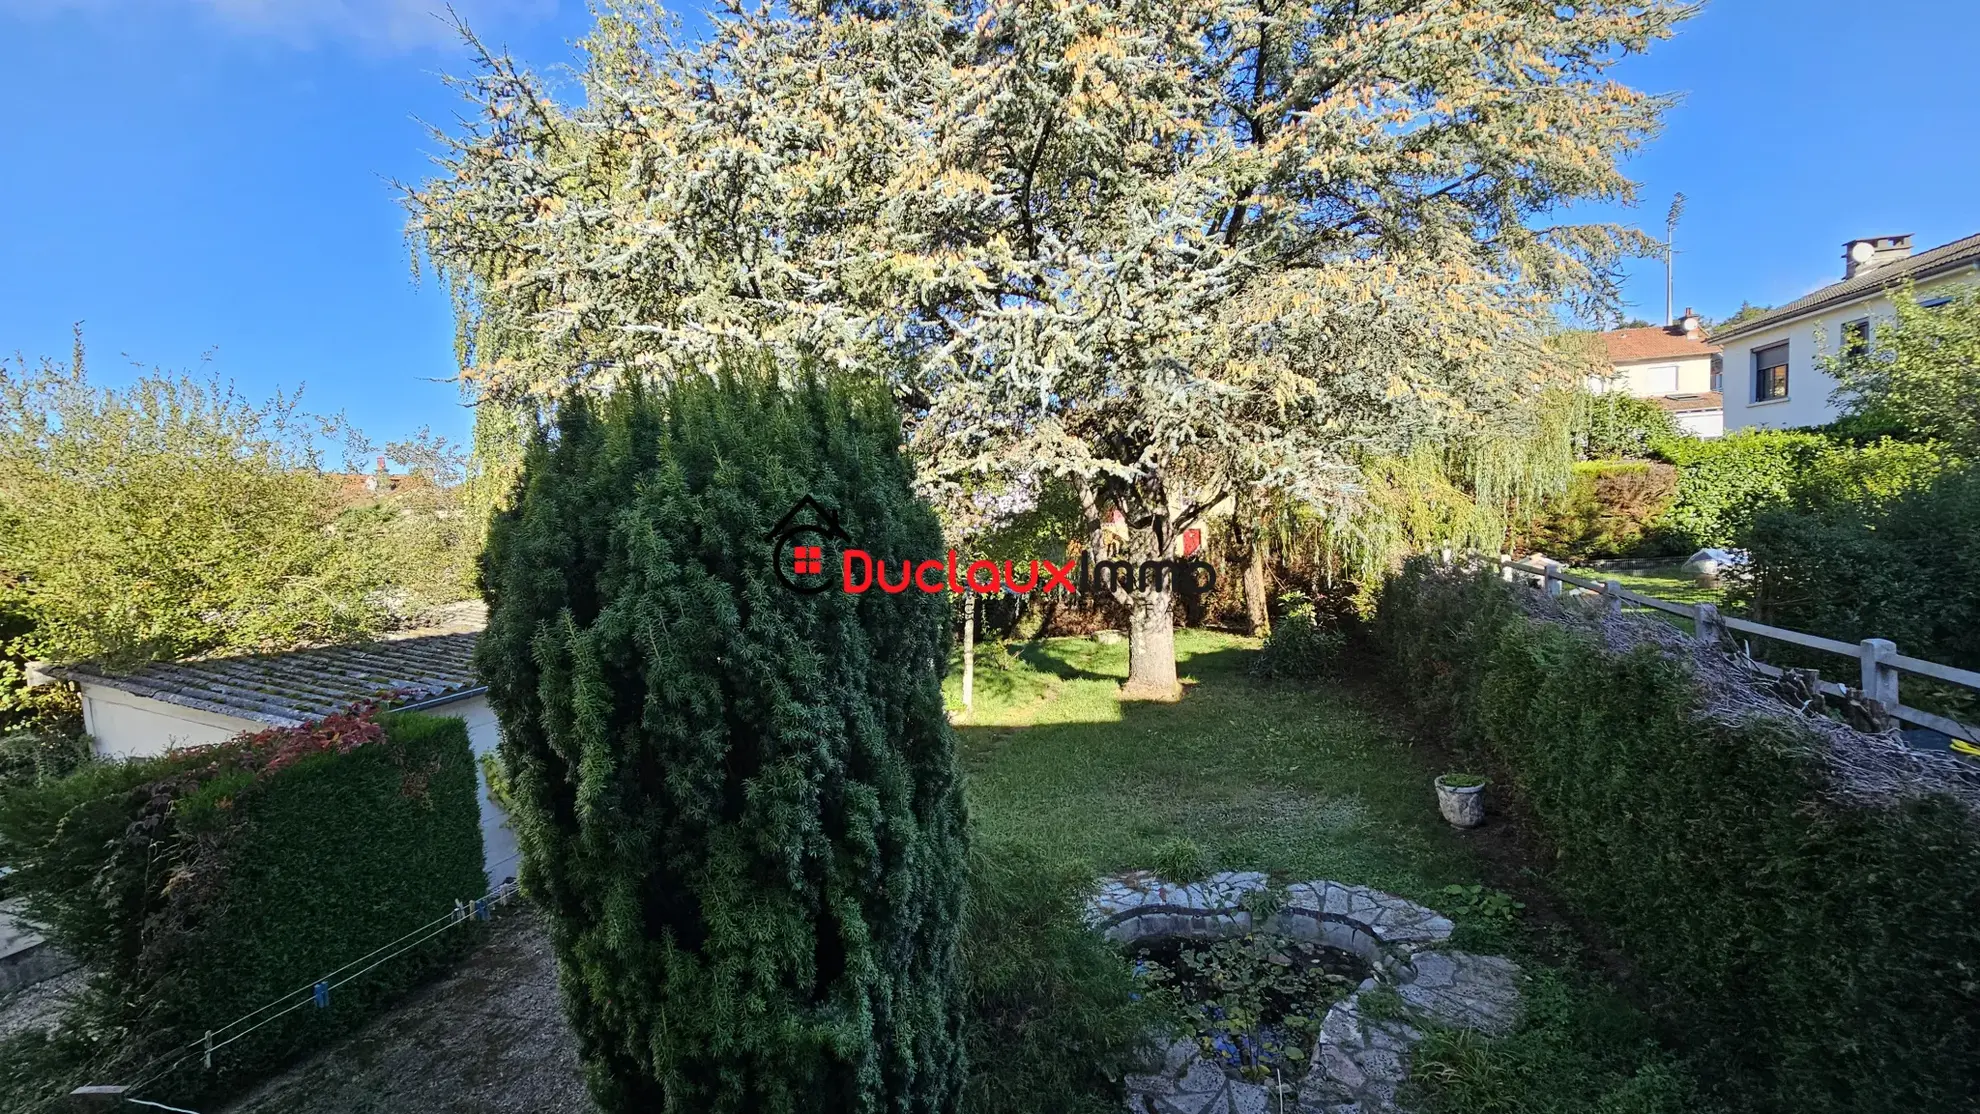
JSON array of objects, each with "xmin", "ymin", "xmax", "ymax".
[{"xmin": 83, "ymin": 688, "xmax": 264, "ymax": 758}]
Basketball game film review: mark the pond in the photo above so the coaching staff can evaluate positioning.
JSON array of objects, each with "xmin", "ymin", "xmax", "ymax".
[{"xmin": 1131, "ymin": 930, "xmax": 1372, "ymax": 1081}]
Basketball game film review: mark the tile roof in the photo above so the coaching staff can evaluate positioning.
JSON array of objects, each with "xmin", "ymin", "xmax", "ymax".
[
  {"xmin": 1651, "ymin": 391, "xmax": 1722, "ymax": 413},
  {"xmin": 1710, "ymin": 231, "xmax": 1980, "ymax": 344},
  {"xmin": 1599, "ymin": 326, "xmax": 1721, "ymax": 363},
  {"xmin": 52, "ymin": 601, "xmax": 486, "ymax": 728}
]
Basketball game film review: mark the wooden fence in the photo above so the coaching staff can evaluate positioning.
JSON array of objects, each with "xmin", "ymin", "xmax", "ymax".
[{"xmin": 1476, "ymin": 552, "xmax": 1980, "ymax": 748}]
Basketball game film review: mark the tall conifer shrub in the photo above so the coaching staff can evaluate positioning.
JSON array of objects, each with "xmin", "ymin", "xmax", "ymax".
[{"xmin": 477, "ymin": 366, "xmax": 967, "ymax": 1113}]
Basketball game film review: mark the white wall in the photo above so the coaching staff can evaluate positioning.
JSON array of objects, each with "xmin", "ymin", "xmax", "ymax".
[
  {"xmin": 1603, "ymin": 353, "xmax": 1716, "ymax": 397},
  {"xmin": 445, "ymin": 693, "xmax": 524, "ymax": 889},
  {"xmin": 1720, "ymin": 273, "xmax": 1976, "ymax": 432},
  {"xmin": 1672, "ymin": 408, "xmax": 1723, "ymax": 438},
  {"xmin": 79, "ymin": 684, "xmax": 521, "ymax": 888},
  {"xmin": 83, "ymin": 687, "xmax": 263, "ymax": 758}
]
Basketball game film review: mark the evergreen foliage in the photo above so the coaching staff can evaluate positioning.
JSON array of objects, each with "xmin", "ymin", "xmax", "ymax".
[
  {"xmin": 1828, "ymin": 281, "xmax": 1980, "ymax": 454},
  {"xmin": 1517, "ymin": 460, "xmax": 1680, "ymax": 562},
  {"xmin": 1644, "ymin": 430, "xmax": 1947, "ymax": 552},
  {"xmin": 1372, "ymin": 562, "xmax": 1980, "ymax": 1114},
  {"xmin": 477, "ymin": 366, "xmax": 968, "ymax": 1113},
  {"xmin": 1581, "ymin": 392, "xmax": 1682, "ymax": 460}
]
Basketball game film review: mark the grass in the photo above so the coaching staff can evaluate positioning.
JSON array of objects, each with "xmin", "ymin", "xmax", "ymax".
[
  {"xmin": 950, "ymin": 629, "xmax": 1481, "ymax": 903},
  {"xmin": 1569, "ymin": 563, "xmax": 1726, "ymax": 609}
]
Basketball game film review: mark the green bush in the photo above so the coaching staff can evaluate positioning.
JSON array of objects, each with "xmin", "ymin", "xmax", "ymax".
[
  {"xmin": 1648, "ymin": 431, "xmax": 1947, "ymax": 550},
  {"xmin": 1373, "ymin": 561, "xmax": 1980, "ymax": 1114},
  {"xmin": 478, "ymin": 367, "xmax": 968, "ymax": 1113},
  {"xmin": 1249, "ymin": 592, "xmax": 1346, "ymax": 679},
  {"xmin": 1581, "ymin": 392, "xmax": 1681, "ymax": 460},
  {"xmin": 1411, "ymin": 970, "xmax": 1708, "ymax": 1114},
  {"xmin": 0, "ymin": 1028, "xmax": 96, "ymax": 1114},
  {"xmin": 962, "ymin": 844, "xmax": 1157, "ymax": 1114},
  {"xmin": 1735, "ymin": 465, "xmax": 1980, "ymax": 673},
  {"xmin": 1519, "ymin": 461, "xmax": 1679, "ymax": 561},
  {"xmin": 0, "ymin": 728, "xmax": 90, "ymax": 794},
  {"xmin": 0, "ymin": 709, "xmax": 485, "ymax": 1107}
]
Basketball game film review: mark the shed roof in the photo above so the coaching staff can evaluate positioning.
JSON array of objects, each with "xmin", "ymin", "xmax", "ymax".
[
  {"xmin": 1710, "ymin": 231, "xmax": 1980, "ymax": 344},
  {"xmin": 51, "ymin": 601, "xmax": 486, "ymax": 728}
]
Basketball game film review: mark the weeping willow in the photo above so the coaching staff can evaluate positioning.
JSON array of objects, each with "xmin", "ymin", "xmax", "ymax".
[{"xmin": 1274, "ymin": 388, "xmax": 1584, "ymax": 608}]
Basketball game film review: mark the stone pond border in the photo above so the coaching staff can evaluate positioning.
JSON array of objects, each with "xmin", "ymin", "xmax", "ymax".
[{"xmin": 1087, "ymin": 871, "xmax": 1522, "ymax": 1114}]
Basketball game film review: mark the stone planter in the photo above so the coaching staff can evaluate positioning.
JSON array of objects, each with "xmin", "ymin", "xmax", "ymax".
[{"xmin": 1434, "ymin": 776, "xmax": 1486, "ymax": 828}]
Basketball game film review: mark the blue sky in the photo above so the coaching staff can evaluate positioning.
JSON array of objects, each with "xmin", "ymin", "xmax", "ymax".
[{"xmin": 3, "ymin": 1, "xmax": 1976, "ymax": 450}]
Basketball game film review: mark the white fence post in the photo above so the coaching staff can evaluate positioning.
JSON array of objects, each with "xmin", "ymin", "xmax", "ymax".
[
  {"xmin": 1859, "ymin": 638, "xmax": 1899, "ymax": 711},
  {"xmin": 1541, "ymin": 560, "xmax": 1562, "ymax": 598},
  {"xmin": 1603, "ymin": 579, "xmax": 1624, "ymax": 616},
  {"xmin": 1499, "ymin": 553, "xmax": 1514, "ymax": 582}
]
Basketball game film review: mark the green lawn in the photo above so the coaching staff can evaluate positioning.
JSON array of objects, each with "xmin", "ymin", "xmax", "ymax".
[
  {"xmin": 1568, "ymin": 563, "xmax": 1726, "ymax": 608},
  {"xmin": 949, "ymin": 630, "xmax": 1481, "ymax": 904}
]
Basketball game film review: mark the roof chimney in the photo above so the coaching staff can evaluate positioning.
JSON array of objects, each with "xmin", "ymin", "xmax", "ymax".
[
  {"xmin": 1679, "ymin": 307, "xmax": 1701, "ymax": 336},
  {"xmin": 1843, "ymin": 234, "xmax": 1914, "ymax": 280}
]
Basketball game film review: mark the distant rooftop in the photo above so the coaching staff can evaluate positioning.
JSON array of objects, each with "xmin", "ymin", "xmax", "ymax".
[
  {"xmin": 1600, "ymin": 324, "xmax": 1721, "ymax": 363},
  {"xmin": 49, "ymin": 601, "xmax": 486, "ymax": 728}
]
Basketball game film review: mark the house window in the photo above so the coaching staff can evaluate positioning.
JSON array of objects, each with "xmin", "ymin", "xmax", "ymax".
[
  {"xmin": 1640, "ymin": 364, "xmax": 1679, "ymax": 394},
  {"xmin": 1842, "ymin": 319, "xmax": 1870, "ymax": 359},
  {"xmin": 1754, "ymin": 341, "xmax": 1789, "ymax": 401},
  {"xmin": 1710, "ymin": 357, "xmax": 1723, "ymax": 393},
  {"xmin": 1919, "ymin": 296, "xmax": 1953, "ymax": 309}
]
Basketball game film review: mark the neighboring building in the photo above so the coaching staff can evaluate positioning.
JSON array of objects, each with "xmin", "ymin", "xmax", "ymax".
[
  {"xmin": 1713, "ymin": 232, "xmax": 1980, "ymax": 432},
  {"xmin": 39, "ymin": 602, "xmax": 517, "ymax": 887},
  {"xmin": 1595, "ymin": 310, "xmax": 1724, "ymax": 437}
]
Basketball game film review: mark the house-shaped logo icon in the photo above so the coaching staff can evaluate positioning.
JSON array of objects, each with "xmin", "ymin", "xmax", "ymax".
[{"xmin": 766, "ymin": 495, "xmax": 851, "ymax": 594}]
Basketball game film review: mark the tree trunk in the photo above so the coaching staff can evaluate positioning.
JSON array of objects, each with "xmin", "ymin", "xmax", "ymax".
[
  {"xmin": 1243, "ymin": 542, "xmax": 1271, "ymax": 637},
  {"xmin": 961, "ymin": 596, "xmax": 975, "ymax": 711},
  {"xmin": 1120, "ymin": 517, "xmax": 1180, "ymax": 699},
  {"xmin": 1123, "ymin": 581, "xmax": 1179, "ymax": 699}
]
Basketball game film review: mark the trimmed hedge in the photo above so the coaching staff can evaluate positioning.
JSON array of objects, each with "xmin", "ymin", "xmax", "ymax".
[
  {"xmin": 1372, "ymin": 560, "xmax": 1980, "ymax": 1114},
  {"xmin": 1650, "ymin": 431, "xmax": 1945, "ymax": 550},
  {"xmin": 0, "ymin": 709, "xmax": 485, "ymax": 1106}
]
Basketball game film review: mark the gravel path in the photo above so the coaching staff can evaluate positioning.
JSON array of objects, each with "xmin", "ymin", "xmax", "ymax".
[{"xmin": 219, "ymin": 913, "xmax": 592, "ymax": 1114}]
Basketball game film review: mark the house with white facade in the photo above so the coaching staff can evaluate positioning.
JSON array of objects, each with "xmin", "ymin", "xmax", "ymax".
[
  {"xmin": 35, "ymin": 602, "xmax": 519, "ymax": 888},
  {"xmin": 1594, "ymin": 309, "xmax": 1724, "ymax": 437},
  {"xmin": 1712, "ymin": 232, "xmax": 1980, "ymax": 432}
]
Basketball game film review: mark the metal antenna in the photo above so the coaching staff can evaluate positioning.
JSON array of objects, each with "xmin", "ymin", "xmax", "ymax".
[{"xmin": 1665, "ymin": 192, "xmax": 1687, "ymax": 326}]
